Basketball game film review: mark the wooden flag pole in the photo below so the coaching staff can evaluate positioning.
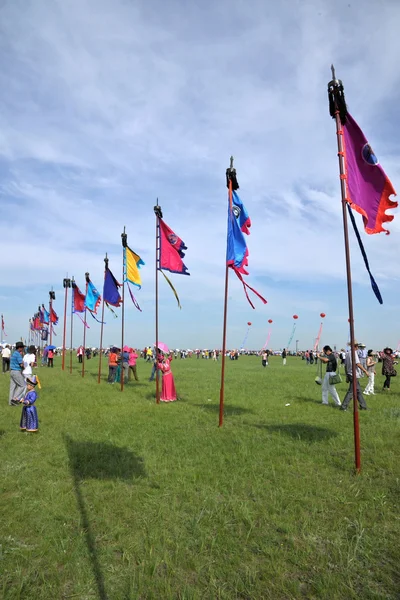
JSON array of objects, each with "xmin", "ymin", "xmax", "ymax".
[
  {"xmin": 121, "ymin": 228, "xmax": 127, "ymax": 392},
  {"xmin": 328, "ymin": 65, "xmax": 361, "ymax": 473},
  {"xmin": 219, "ymin": 156, "xmax": 236, "ymax": 427},
  {"xmin": 154, "ymin": 201, "xmax": 162, "ymax": 404},
  {"xmin": 98, "ymin": 255, "xmax": 107, "ymax": 384},
  {"xmin": 62, "ymin": 278, "xmax": 71, "ymax": 370},
  {"xmin": 82, "ymin": 273, "xmax": 89, "ymax": 378},
  {"xmin": 70, "ymin": 278, "xmax": 75, "ymax": 374}
]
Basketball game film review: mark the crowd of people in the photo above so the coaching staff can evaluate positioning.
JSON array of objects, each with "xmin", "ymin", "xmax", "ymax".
[{"xmin": 2, "ymin": 338, "xmax": 397, "ymax": 433}]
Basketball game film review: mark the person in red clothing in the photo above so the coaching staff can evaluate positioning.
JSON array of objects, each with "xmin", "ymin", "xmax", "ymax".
[
  {"xmin": 128, "ymin": 348, "xmax": 139, "ymax": 381},
  {"xmin": 47, "ymin": 349, "xmax": 54, "ymax": 368},
  {"xmin": 108, "ymin": 348, "xmax": 118, "ymax": 384}
]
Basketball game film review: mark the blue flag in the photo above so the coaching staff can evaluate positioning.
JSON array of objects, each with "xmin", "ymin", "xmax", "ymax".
[
  {"xmin": 85, "ymin": 280, "xmax": 101, "ymax": 314},
  {"xmin": 103, "ymin": 268, "xmax": 122, "ymax": 307}
]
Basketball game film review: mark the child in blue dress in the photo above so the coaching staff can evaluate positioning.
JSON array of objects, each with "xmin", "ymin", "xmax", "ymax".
[{"xmin": 20, "ymin": 375, "xmax": 39, "ymax": 432}]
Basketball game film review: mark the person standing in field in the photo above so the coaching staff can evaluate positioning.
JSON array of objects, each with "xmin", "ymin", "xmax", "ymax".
[
  {"xmin": 23, "ymin": 346, "xmax": 36, "ymax": 381},
  {"xmin": 340, "ymin": 341, "xmax": 368, "ymax": 411},
  {"xmin": 9, "ymin": 342, "xmax": 26, "ymax": 405},
  {"xmin": 381, "ymin": 347, "xmax": 397, "ymax": 392},
  {"xmin": 107, "ymin": 347, "xmax": 118, "ymax": 384},
  {"xmin": 2, "ymin": 345, "xmax": 11, "ymax": 373},
  {"xmin": 128, "ymin": 348, "xmax": 139, "ymax": 381},
  {"xmin": 318, "ymin": 345, "xmax": 341, "ymax": 407},
  {"xmin": 157, "ymin": 352, "xmax": 177, "ymax": 402},
  {"xmin": 19, "ymin": 374, "xmax": 39, "ymax": 432},
  {"xmin": 364, "ymin": 350, "xmax": 376, "ymax": 395},
  {"xmin": 282, "ymin": 348, "xmax": 287, "ymax": 365},
  {"xmin": 47, "ymin": 348, "xmax": 54, "ymax": 368}
]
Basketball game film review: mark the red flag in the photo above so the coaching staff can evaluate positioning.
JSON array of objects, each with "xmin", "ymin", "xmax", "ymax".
[
  {"xmin": 159, "ymin": 219, "xmax": 189, "ymax": 275},
  {"xmin": 73, "ymin": 284, "xmax": 86, "ymax": 313},
  {"xmin": 50, "ymin": 307, "xmax": 59, "ymax": 324}
]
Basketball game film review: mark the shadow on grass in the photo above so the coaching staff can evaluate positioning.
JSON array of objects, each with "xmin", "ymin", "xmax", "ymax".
[
  {"xmin": 194, "ymin": 403, "xmax": 254, "ymax": 416},
  {"xmin": 253, "ymin": 422, "xmax": 338, "ymax": 442},
  {"xmin": 294, "ymin": 395, "xmax": 321, "ymax": 405},
  {"xmin": 64, "ymin": 435, "xmax": 146, "ymax": 600},
  {"xmin": 0, "ymin": 429, "xmax": 5, "ymax": 439}
]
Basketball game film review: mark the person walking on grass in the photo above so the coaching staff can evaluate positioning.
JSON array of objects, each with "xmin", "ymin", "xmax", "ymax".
[
  {"xmin": 9, "ymin": 342, "xmax": 26, "ymax": 406},
  {"xmin": 364, "ymin": 350, "xmax": 377, "ymax": 396},
  {"xmin": 19, "ymin": 375, "xmax": 39, "ymax": 432},
  {"xmin": 2, "ymin": 344, "xmax": 11, "ymax": 373},
  {"xmin": 261, "ymin": 350, "xmax": 268, "ymax": 367},
  {"xmin": 318, "ymin": 345, "xmax": 341, "ymax": 407},
  {"xmin": 340, "ymin": 341, "xmax": 368, "ymax": 411},
  {"xmin": 381, "ymin": 347, "xmax": 397, "ymax": 392}
]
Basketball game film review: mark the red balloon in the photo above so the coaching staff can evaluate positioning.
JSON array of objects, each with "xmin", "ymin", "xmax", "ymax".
[
  {"xmin": 320, "ymin": 313, "xmax": 326, "ymax": 318},
  {"xmin": 268, "ymin": 319, "xmax": 273, "ymax": 324},
  {"xmin": 247, "ymin": 322, "xmax": 252, "ymax": 326},
  {"xmin": 293, "ymin": 315, "xmax": 298, "ymax": 320}
]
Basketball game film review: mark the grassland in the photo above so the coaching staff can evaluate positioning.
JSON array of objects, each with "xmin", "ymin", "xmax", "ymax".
[{"xmin": 1, "ymin": 354, "xmax": 399, "ymax": 599}]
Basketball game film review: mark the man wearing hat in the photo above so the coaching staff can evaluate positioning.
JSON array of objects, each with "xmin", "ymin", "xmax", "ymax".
[
  {"xmin": 9, "ymin": 342, "xmax": 26, "ymax": 406},
  {"xmin": 341, "ymin": 340, "xmax": 369, "ymax": 411}
]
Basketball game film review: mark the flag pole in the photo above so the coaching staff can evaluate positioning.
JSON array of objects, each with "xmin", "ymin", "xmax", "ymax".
[
  {"xmin": 121, "ymin": 227, "xmax": 127, "ymax": 392},
  {"xmin": 154, "ymin": 201, "xmax": 162, "ymax": 404},
  {"xmin": 70, "ymin": 278, "xmax": 75, "ymax": 374},
  {"xmin": 62, "ymin": 278, "xmax": 71, "ymax": 370},
  {"xmin": 82, "ymin": 273, "xmax": 89, "ymax": 378},
  {"xmin": 49, "ymin": 290, "xmax": 53, "ymax": 347},
  {"xmin": 98, "ymin": 254, "xmax": 107, "ymax": 384},
  {"xmin": 328, "ymin": 65, "xmax": 361, "ymax": 473},
  {"xmin": 219, "ymin": 156, "xmax": 236, "ymax": 427}
]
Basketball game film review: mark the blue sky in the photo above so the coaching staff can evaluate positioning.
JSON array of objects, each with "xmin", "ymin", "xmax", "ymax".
[{"xmin": 1, "ymin": 0, "xmax": 399, "ymax": 350}]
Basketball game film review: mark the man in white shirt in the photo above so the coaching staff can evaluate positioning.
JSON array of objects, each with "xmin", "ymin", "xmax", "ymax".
[
  {"xmin": 340, "ymin": 341, "xmax": 369, "ymax": 411},
  {"xmin": 22, "ymin": 346, "xmax": 36, "ymax": 380},
  {"xmin": 2, "ymin": 345, "xmax": 11, "ymax": 373}
]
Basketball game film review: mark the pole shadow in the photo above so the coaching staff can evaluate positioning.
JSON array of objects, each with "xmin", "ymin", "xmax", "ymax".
[
  {"xmin": 64, "ymin": 435, "xmax": 146, "ymax": 600},
  {"xmin": 193, "ymin": 403, "xmax": 254, "ymax": 416},
  {"xmin": 252, "ymin": 422, "xmax": 338, "ymax": 442}
]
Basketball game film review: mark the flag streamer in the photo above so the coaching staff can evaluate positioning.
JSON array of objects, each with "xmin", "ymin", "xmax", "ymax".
[
  {"xmin": 105, "ymin": 304, "xmax": 119, "ymax": 318},
  {"xmin": 127, "ymin": 282, "xmax": 142, "ymax": 312},
  {"xmin": 263, "ymin": 330, "xmax": 271, "ymax": 350},
  {"xmin": 75, "ymin": 313, "xmax": 90, "ymax": 328},
  {"xmin": 314, "ymin": 323, "xmax": 323, "ymax": 351},
  {"xmin": 347, "ymin": 204, "xmax": 383, "ymax": 304},
  {"xmin": 159, "ymin": 270, "xmax": 181, "ymax": 309}
]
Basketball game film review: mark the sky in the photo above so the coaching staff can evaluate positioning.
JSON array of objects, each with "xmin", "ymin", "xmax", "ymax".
[{"xmin": 0, "ymin": 0, "xmax": 399, "ymax": 351}]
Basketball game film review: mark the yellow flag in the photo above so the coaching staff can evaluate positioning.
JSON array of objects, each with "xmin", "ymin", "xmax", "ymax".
[{"xmin": 125, "ymin": 246, "xmax": 144, "ymax": 288}]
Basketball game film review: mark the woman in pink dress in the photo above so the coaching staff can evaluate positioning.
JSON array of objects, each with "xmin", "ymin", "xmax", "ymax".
[{"xmin": 157, "ymin": 352, "xmax": 177, "ymax": 402}]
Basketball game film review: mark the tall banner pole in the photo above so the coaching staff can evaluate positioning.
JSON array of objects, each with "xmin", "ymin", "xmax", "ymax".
[
  {"xmin": 219, "ymin": 156, "xmax": 236, "ymax": 427},
  {"xmin": 98, "ymin": 254, "xmax": 107, "ymax": 384},
  {"xmin": 70, "ymin": 278, "xmax": 75, "ymax": 374},
  {"xmin": 62, "ymin": 278, "xmax": 71, "ymax": 370},
  {"xmin": 328, "ymin": 65, "xmax": 361, "ymax": 473},
  {"xmin": 121, "ymin": 228, "xmax": 127, "ymax": 393},
  {"xmin": 49, "ymin": 289, "xmax": 54, "ymax": 347},
  {"xmin": 154, "ymin": 201, "xmax": 162, "ymax": 404},
  {"xmin": 82, "ymin": 273, "xmax": 89, "ymax": 378}
]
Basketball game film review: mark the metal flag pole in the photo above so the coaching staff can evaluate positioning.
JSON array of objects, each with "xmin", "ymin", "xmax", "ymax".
[
  {"xmin": 121, "ymin": 228, "xmax": 127, "ymax": 392},
  {"xmin": 82, "ymin": 273, "xmax": 89, "ymax": 378},
  {"xmin": 219, "ymin": 156, "xmax": 238, "ymax": 427},
  {"xmin": 49, "ymin": 289, "xmax": 55, "ymax": 346},
  {"xmin": 154, "ymin": 201, "xmax": 162, "ymax": 404},
  {"xmin": 70, "ymin": 278, "xmax": 75, "ymax": 374},
  {"xmin": 328, "ymin": 65, "xmax": 361, "ymax": 473},
  {"xmin": 98, "ymin": 254, "xmax": 108, "ymax": 384},
  {"xmin": 62, "ymin": 277, "xmax": 71, "ymax": 370}
]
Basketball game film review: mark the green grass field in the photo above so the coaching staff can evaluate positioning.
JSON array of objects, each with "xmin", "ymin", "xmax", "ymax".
[{"xmin": 1, "ymin": 355, "xmax": 399, "ymax": 600}]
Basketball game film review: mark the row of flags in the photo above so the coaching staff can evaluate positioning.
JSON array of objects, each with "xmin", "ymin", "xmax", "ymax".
[
  {"xmin": 26, "ymin": 97, "xmax": 399, "ymax": 344},
  {"xmin": 29, "ymin": 305, "xmax": 59, "ymax": 341}
]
